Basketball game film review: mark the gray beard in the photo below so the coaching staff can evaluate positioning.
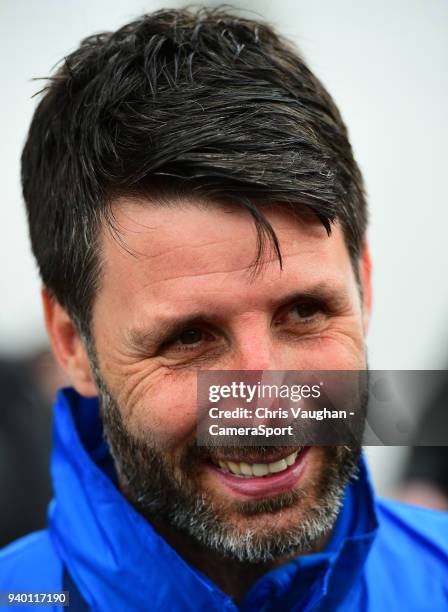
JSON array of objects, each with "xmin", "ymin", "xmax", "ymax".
[{"xmin": 90, "ymin": 359, "xmax": 361, "ymax": 564}]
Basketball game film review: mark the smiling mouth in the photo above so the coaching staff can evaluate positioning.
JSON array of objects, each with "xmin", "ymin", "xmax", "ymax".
[{"xmin": 210, "ymin": 447, "xmax": 306, "ymax": 479}]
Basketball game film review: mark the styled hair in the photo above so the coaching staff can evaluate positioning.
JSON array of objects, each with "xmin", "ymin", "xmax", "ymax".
[{"xmin": 22, "ymin": 6, "xmax": 367, "ymax": 339}]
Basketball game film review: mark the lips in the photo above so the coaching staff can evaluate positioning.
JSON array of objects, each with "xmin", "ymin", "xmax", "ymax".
[
  {"xmin": 206, "ymin": 447, "xmax": 310, "ymax": 499},
  {"xmin": 212, "ymin": 448, "xmax": 303, "ymax": 478}
]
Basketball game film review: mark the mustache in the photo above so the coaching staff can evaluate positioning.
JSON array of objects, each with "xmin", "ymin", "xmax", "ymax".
[{"xmin": 181, "ymin": 442, "xmax": 297, "ymax": 463}]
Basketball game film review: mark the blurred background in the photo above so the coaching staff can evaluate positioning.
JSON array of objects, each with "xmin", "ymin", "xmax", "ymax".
[{"xmin": 1, "ymin": 0, "xmax": 447, "ymax": 546}]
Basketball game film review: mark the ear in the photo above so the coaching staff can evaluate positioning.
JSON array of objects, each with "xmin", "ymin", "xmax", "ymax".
[
  {"xmin": 359, "ymin": 242, "xmax": 372, "ymax": 334},
  {"xmin": 42, "ymin": 288, "xmax": 97, "ymax": 397}
]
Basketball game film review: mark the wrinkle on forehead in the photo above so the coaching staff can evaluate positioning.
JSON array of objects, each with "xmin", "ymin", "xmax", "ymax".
[
  {"xmin": 100, "ymin": 197, "xmax": 330, "ymax": 280},
  {"xmin": 93, "ymin": 198, "xmax": 352, "ymax": 333},
  {"xmin": 136, "ymin": 246, "xmax": 333, "ymax": 295},
  {"xmin": 90, "ymin": 199, "xmax": 361, "ymax": 368}
]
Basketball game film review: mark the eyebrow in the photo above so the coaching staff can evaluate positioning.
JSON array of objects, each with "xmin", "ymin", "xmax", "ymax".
[{"xmin": 125, "ymin": 281, "xmax": 350, "ymax": 354}]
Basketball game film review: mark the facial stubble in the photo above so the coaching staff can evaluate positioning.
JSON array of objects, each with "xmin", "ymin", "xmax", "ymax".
[{"xmin": 89, "ymin": 358, "xmax": 362, "ymax": 564}]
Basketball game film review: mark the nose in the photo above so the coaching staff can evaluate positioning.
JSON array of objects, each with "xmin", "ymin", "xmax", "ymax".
[
  {"xmin": 215, "ymin": 316, "xmax": 294, "ymax": 431},
  {"xmin": 234, "ymin": 343, "xmax": 273, "ymax": 371},
  {"xmin": 229, "ymin": 315, "xmax": 284, "ymax": 371},
  {"xmin": 230, "ymin": 337, "xmax": 289, "ymax": 430}
]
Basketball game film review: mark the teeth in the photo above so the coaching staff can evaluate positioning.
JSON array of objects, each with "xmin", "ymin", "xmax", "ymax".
[
  {"xmin": 285, "ymin": 453, "xmax": 296, "ymax": 466},
  {"xmin": 252, "ymin": 463, "xmax": 269, "ymax": 477},
  {"xmin": 228, "ymin": 461, "xmax": 240, "ymax": 474},
  {"xmin": 240, "ymin": 462, "xmax": 253, "ymax": 476},
  {"xmin": 268, "ymin": 459, "xmax": 287, "ymax": 474},
  {"xmin": 216, "ymin": 450, "xmax": 300, "ymax": 478}
]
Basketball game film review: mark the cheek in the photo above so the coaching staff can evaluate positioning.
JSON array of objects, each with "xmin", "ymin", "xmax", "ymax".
[
  {"xmin": 125, "ymin": 369, "xmax": 199, "ymax": 451},
  {"xmin": 280, "ymin": 328, "xmax": 366, "ymax": 371}
]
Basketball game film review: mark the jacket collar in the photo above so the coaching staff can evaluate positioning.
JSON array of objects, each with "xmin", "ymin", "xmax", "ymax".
[{"xmin": 49, "ymin": 388, "xmax": 378, "ymax": 611}]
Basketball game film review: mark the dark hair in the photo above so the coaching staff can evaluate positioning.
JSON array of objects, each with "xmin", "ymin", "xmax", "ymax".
[{"xmin": 22, "ymin": 6, "xmax": 367, "ymax": 340}]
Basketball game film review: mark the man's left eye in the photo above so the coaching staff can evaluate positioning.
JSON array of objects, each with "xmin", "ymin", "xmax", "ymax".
[{"xmin": 288, "ymin": 301, "xmax": 321, "ymax": 321}]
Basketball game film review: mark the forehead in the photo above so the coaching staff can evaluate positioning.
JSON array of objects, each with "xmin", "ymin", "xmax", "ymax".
[{"xmin": 95, "ymin": 198, "xmax": 356, "ymax": 320}]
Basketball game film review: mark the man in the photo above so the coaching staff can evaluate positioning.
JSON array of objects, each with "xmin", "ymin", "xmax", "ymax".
[{"xmin": 1, "ymin": 7, "xmax": 447, "ymax": 611}]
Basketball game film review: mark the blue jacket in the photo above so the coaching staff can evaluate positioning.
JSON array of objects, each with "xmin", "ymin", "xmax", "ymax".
[{"xmin": 1, "ymin": 388, "xmax": 447, "ymax": 611}]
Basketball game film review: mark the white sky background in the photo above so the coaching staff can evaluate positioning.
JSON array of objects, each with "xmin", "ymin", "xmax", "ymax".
[{"xmin": 1, "ymin": 0, "xmax": 447, "ymax": 491}]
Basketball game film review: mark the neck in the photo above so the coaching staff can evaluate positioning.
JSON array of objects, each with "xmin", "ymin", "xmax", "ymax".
[{"xmin": 150, "ymin": 518, "xmax": 331, "ymax": 603}]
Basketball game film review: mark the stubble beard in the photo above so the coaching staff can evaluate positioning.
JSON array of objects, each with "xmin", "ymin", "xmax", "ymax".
[{"xmin": 90, "ymin": 359, "xmax": 362, "ymax": 564}]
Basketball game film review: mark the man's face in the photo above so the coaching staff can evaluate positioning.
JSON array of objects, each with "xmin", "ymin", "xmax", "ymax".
[{"xmin": 88, "ymin": 199, "xmax": 369, "ymax": 561}]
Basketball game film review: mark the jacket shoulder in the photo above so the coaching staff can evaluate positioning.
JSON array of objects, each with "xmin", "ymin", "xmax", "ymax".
[
  {"xmin": 360, "ymin": 497, "xmax": 448, "ymax": 609},
  {"xmin": 375, "ymin": 496, "xmax": 448, "ymax": 560},
  {"xmin": 0, "ymin": 530, "xmax": 62, "ymax": 591}
]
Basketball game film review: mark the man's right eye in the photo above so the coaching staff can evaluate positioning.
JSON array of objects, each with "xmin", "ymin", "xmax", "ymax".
[
  {"xmin": 161, "ymin": 327, "xmax": 213, "ymax": 355},
  {"xmin": 176, "ymin": 328, "xmax": 204, "ymax": 346}
]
